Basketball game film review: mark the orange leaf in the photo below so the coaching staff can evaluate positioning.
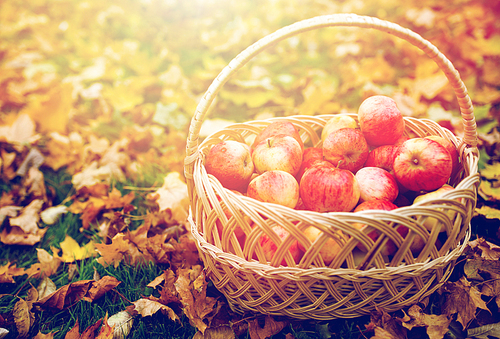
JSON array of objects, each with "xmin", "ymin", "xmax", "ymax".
[
  {"xmin": 33, "ymin": 331, "xmax": 55, "ymax": 339},
  {"xmin": 95, "ymin": 233, "xmax": 133, "ymax": 268},
  {"xmin": 401, "ymin": 305, "xmax": 451, "ymax": 339},
  {"xmin": 248, "ymin": 316, "xmax": 288, "ymax": 339},
  {"xmin": 0, "ymin": 262, "xmax": 27, "ymax": 283},
  {"xmin": 64, "ymin": 319, "xmax": 81, "ymax": 339},
  {"xmin": 84, "ymin": 276, "xmax": 121, "ymax": 302}
]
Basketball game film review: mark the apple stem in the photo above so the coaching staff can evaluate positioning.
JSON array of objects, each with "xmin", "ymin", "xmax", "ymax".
[
  {"xmin": 337, "ymin": 160, "xmax": 343, "ymax": 169},
  {"xmin": 267, "ymin": 138, "xmax": 272, "ymax": 148}
]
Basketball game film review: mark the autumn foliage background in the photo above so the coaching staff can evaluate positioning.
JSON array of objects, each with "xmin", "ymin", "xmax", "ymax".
[{"xmin": 1, "ymin": 0, "xmax": 500, "ymax": 338}]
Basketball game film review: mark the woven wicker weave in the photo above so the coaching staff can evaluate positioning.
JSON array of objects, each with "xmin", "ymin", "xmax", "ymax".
[{"xmin": 184, "ymin": 14, "xmax": 480, "ymax": 320}]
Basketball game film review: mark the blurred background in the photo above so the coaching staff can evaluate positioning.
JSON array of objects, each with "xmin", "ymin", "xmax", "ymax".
[{"xmin": 1, "ymin": 0, "xmax": 499, "ymax": 175}]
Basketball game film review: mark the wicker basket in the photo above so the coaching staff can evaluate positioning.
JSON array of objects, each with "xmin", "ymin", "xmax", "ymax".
[{"xmin": 184, "ymin": 14, "xmax": 480, "ymax": 320}]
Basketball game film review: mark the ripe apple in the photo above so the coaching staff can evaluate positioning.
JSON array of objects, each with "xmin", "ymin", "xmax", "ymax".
[
  {"xmin": 323, "ymin": 128, "xmax": 369, "ymax": 173},
  {"xmin": 321, "ymin": 115, "xmax": 358, "ymax": 144},
  {"xmin": 247, "ymin": 170, "xmax": 300, "ymax": 209},
  {"xmin": 413, "ymin": 184, "xmax": 455, "ymax": 232},
  {"xmin": 257, "ymin": 225, "xmax": 303, "ymax": 266},
  {"xmin": 296, "ymin": 147, "xmax": 324, "ymax": 180},
  {"xmin": 393, "ymin": 138, "xmax": 452, "ymax": 192},
  {"xmin": 298, "ymin": 226, "xmax": 344, "ymax": 265},
  {"xmin": 355, "ymin": 167, "xmax": 399, "ymax": 203},
  {"xmin": 358, "ymin": 95, "xmax": 405, "ymax": 146},
  {"xmin": 205, "ymin": 140, "xmax": 254, "ymax": 192},
  {"xmin": 364, "ymin": 144, "xmax": 400, "ymax": 175},
  {"xmin": 296, "ymin": 159, "xmax": 333, "ymax": 182},
  {"xmin": 424, "ymin": 135, "xmax": 460, "ymax": 178},
  {"xmin": 252, "ymin": 135, "xmax": 303, "ymax": 176},
  {"xmin": 299, "ymin": 164, "xmax": 360, "ymax": 212},
  {"xmin": 252, "ymin": 121, "xmax": 304, "ymax": 151}
]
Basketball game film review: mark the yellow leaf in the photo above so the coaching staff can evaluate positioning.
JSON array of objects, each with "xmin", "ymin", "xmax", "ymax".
[
  {"xmin": 22, "ymin": 82, "xmax": 73, "ymax": 134},
  {"xmin": 0, "ymin": 113, "xmax": 37, "ymax": 144},
  {"xmin": 475, "ymin": 206, "xmax": 500, "ymax": 220},
  {"xmin": 59, "ymin": 235, "xmax": 96, "ymax": 263},
  {"xmin": 481, "ymin": 163, "xmax": 500, "ymax": 180},
  {"xmin": 479, "ymin": 180, "xmax": 500, "ymax": 201}
]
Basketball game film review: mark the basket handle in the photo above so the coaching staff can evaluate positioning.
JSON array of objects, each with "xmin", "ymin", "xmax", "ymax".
[{"xmin": 184, "ymin": 13, "xmax": 476, "ymax": 177}]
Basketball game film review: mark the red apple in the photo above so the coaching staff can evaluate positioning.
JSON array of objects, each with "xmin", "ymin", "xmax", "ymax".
[
  {"xmin": 252, "ymin": 135, "xmax": 303, "ymax": 176},
  {"xmin": 323, "ymin": 128, "xmax": 369, "ymax": 173},
  {"xmin": 205, "ymin": 140, "xmax": 254, "ymax": 192},
  {"xmin": 299, "ymin": 227, "xmax": 344, "ymax": 265},
  {"xmin": 355, "ymin": 167, "xmax": 399, "ymax": 203},
  {"xmin": 252, "ymin": 121, "xmax": 304, "ymax": 151},
  {"xmin": 303, "ymin": 147, "xmax": 323, "ymax": 163},
  {"xmin": 424, "ymin": 135, "xmax": 460, "ymax": 178},
  {"xmin": 358, "ymin": 95, "xmax": 405, "ymax": 146},
  {"xmin": 299, "ymin": 164, "xmax": 360, "ymax": 213},
  {"xmin": 364, "ymin": 144, "xmax": 400, "ymax": 175},
  {"xmin": 257, "ymin": 225, "xmax": 303, "ymax": 266},
  {"xmin": 321, "ymin": 115, "xmax": 358, "ymax": 144},
  {"xmin": 393, "ymin": 138, "xmax": 452, "ymax": 192},
  {"xmin": 247, "ymin": 170, "xmax": 300, "ymax": 209}
]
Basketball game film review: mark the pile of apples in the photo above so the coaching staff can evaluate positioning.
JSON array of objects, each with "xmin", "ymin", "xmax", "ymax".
[{"xmin": 204, "ymin": 95, "xmax": 460, "ymax": 266}]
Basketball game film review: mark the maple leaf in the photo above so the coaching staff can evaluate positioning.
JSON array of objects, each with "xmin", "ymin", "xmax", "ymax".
[
  {"xmin": 192, "ymin": 326, "xmax": 236, "ymax": 339},
  {"xmin": 95, "ymin": 233, "xmax": 131, "ymax": 268},
  {"xmin": 466, "ymin": 238, "xmax": 500, "ymax": 260},
  {"xmin": 443, "ymin": 276, "xmax": 490, "ymax": 329},
  {"xmin": 132, "ymin": 298, "xmax": 180, "ymax": 322},
  {"xmin": 174, "ymin": 267, "xmax": 218, "ymax": 334},
  {"xmin": 481, "ymin": 271, "xmax": 500, "ymax": 309},
  {"xmin": 400, "ymin": 305, "xmax": 451, "ymax": 339},
  {"xmin": 59, "ymin": 235, "xmax": 96, "ymax": 262},
  {"xmin": 368, "ymin": 308, "xmax": 407, "ymax": 339},
  {"xmin": 0, "ymin": 262, "xmax": 26, "ymax": 283}
]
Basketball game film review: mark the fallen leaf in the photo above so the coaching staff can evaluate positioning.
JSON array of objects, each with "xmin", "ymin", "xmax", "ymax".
[
  {"xmin": 13, "ymin": 299, "xmax": 30, "ymax": 338},
  {"xmin": 33, "ymin": 331, "xmax": 55, "ymax": 339},
  {"xmin": 0, "ymin": 262, "xmax": 26, "ymax": 283},
  {"xmin": 59, "ymin": 235, "xmax": 96, "ymax": 262},
  {"xmin": 467, "ymin": 322, "xmax": 500, "ymax": 339},
  {"xmin": 443, "ymin": 276, "xmax": 490, "ymax": 329},
  {"xmin": 175, "ymin": 268, "xmax": 218, "ymax": 334},
  {"xmin": 0, "ymin": 113, "xmax": 37, "ymax": 144},
  {"xmin": 192, "ymin": 326, "xmax": 235, "ymax": 339},
  {"xmin": 34, "ymin": 280, "xmax": 93, "ymax": 310},
  {"xmin": 107, "ymin": 310, "xmax": 134, "ymax": 339},
  {"xmin": 467, "ymin": 238, "xmax": 500, "ymax": 260},
  {"xmin": 248, "ymin": 316, "xmax": 288, "ymax": 339},
  {"xmin": 37, "ymin": 277, "xmax": 57, "ymax": 300},
  {"xmin": 80, "ymin": 318, "xmax": 103, "ymax": 339},
  {"xmin": 9, "ymin": 199, "xmax": 44, "ymax": 234},
  {"xmin": 95, "ymin": 233, "xmax": 134, "ymax": 268},
  {"xmin": 83, "ymin": 275, "xmax": 121, "ymax": 302},
  {"xmin": 132, "ymin": 298, "xmax": 180, "ymax": 322},
  {"xmin": 63, "ymin": 320, "xmax": 81, "ymax": 339},
  {"xmin": 149, "ymin": 172, "xmax": 189, "ymax": 224},
  {"xmin": 401, "ymin": 305, "xmax": 450, "ymax": 339},
  {"xmin": 40, "ymin": 205, "xmax": 68, "ymax": 225},
  {"xmin": 369, "ymin": 308, "xmax": 407, "ymax": 339}
]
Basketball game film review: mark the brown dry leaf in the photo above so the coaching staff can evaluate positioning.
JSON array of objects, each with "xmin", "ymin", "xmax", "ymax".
[
  {"xmin": 169, "ymin": 233, "xmax": 201, "ymax": 270},
  {"xmin": 149, "ymin": 172, "xmax": 189, "ymax": 224},
  {"xmin": 0, "ymin": 262, "xmax": 26, "ymax": 283},
  {"xmin": 467, "ymin": 238, "xmax": 500, "ymax": 260},
  {"xmin": 370, "ymin": 327, "xmax": 400, "ymax": 339},
  {"xmin": 401, "ymin": 305, "xmax": 450, "ymax": 339},
  {"xmin": 467, "ymin": 322, "xmax": 500, "ymax": 339},
  {"xmin": 0, "ymin": 223, "xmax": 47, "ymax": 246},
  {"xmin": 33, "ymin": 331, "xmax": 55, "ymax": 339},
  {"xmin": 480, "ymin": 271, "xmax": 500, "ymax": 309},
  {"xmin": 369, "ymin": 308, "xmax": 407, "ymax": 339},
  {"xmin": 443, "ymin": 276, "xmax": 490, "ymax": 329},
  {"xmin": 83, "ymin": 276, "xmax": 121, "ymax": 302},
  {"xmin": 64, "ymin": 319, "xmax": 81, "ymax": 339},
  {"xmin": 0, "ymin": 205, "xmax": 20, "ymax": 225},
  {"xmin": 192, "ymin": 326, "xmax": 235, "ymax": 339},
  {"xmin": 248, "ymin": 316, "xmax": 288, "ymax": 339},
  {"xmin": 132, "ymin": 298, "xmax": 180, "ymax": 322},
  {"xmin": 175, "ymin": 267, "xmax": 218, "ymax": 334},
  {"xmin": 102, "ymin": 188, "xmax": 135, "ymax": 210},
  {"xmin": 81, "ymin": 318, "xmax": 104, "ymax": 339},
  {"xmin": 13, "ymin": 299, "xmax": 31, "ymax": 338},
  {"xmin": 35, "ymin": 280, "xmax": 93, "ymax": 310}
]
